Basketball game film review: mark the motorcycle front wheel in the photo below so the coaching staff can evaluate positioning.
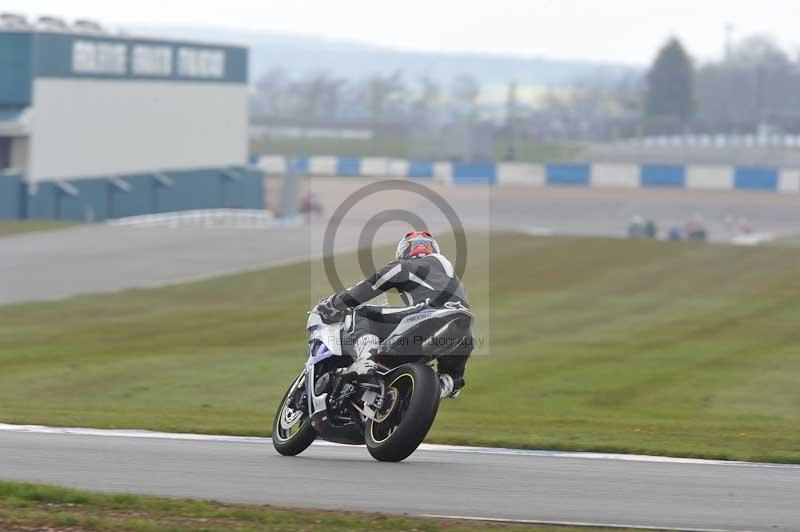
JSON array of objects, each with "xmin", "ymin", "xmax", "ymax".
[
  {"xmin": 272, "ymin": 370, "xmax": 317, "ymax": 456},
  {"xmin": 365, "ymin": 363, "xmax": 441, "ymax": 462}
]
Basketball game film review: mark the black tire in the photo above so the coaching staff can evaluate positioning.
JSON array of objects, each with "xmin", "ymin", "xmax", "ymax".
[
  {"xmin": 272, "ymin": 371, "xmax": 317, "ymax": 456},
  {"xmin": 366, "ymin": 363, "xmax": 440, "ymax": 462}
]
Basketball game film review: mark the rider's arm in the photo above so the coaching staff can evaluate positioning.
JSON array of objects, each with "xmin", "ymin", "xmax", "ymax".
[{"xmin": 330, "ymin": 260, "xmax": 409, "ymax": 310}]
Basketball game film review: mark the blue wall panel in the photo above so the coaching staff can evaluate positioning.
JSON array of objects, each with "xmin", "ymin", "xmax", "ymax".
[
  {"xmin": 452, "ymin": 163, "xmax": 496, "ymax": 185},
  {"xmin": 57, "ymin": 179, "xmax": 109, "ymax": 221},
  {"xmin": 640, "ymin": 165, "xmax": 686, "ymax": 188},
  {"xmin": 109, "ymin": 174, "xmax": 156, "ymax": 218},
  {"xmin": 336, "ymin": 157, "xmax": 361, "ymax": 177},
  {"xmin": 0, "ymin": 33, "xmax": 33, "ymax": 106},
  {"xmin": 222, "ymin": 173, "xmax": 245, "ymax": 208},
  {"xmin": 734, "ymin": 167, "xmax": 778, "ymax": 191},
  {"xmin": 0, "ymin": 173, "xmax": 23, "ymax": 219},
  {"xmin": 26, "ymin": 183, "xmax": 59, "ymax": 220},
  {"xmin": 407, "ymin": 161, "xmax": 434, "ymax": 179},
  {"xmin": 238, "ymin": 167, "xmax": 265, "ymax": 209},
  {"xmin": 18, "ymin": 166, "xmax": 264, "ymax": 221},
  {"xmin": 155, "ymin": 169, "xmax": 222, "ymax": 212},
  {"xmin": 546, "ymin": 164, "xmax": 590, "ymax": 186}
]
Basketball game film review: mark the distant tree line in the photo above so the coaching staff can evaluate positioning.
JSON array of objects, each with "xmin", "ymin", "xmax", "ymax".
[
  {"xmin": 250, "ymin": 33, "xmax": 800, "ymax": 153},
  {"xmin": 250, "ymin": 68, "xmax": 482, "ymax": 131},
  {"xmin": 644, "ymin": 35, "xmax": 800, "ymax": 136}
]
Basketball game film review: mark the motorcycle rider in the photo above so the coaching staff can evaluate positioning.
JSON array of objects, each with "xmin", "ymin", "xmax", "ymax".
[{"xmin": 315, "ymin": 230, "xmax": 471, "ymax": 399}]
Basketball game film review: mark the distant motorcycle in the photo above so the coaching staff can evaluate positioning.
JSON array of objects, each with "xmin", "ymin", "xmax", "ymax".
[{"xmin": 272, "ymin": 297, "xmax": 474, "ymax": 462}]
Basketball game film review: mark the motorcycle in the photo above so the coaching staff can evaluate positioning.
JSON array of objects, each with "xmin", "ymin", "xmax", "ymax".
[{"xmin": 272, "ymin": 295, "xmax": 474, "ymax": 462}]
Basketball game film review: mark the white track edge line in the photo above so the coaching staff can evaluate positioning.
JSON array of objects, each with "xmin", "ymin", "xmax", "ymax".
[
  {"xmin": 422, "ymin": 514, "xmax": 759, "ymax": 532},
  {"xmin": 1, "ymin": 423, "xmax": 798, "ymax": 470}
]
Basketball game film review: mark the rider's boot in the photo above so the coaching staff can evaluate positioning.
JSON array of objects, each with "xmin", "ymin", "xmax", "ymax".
[
  {"xmin": 438, "ymin": 373, "xmax": 465, "ymax": 399},
  {"xmin": 343, "ymin": 334, "xmax": 379, "ymax": 378}
]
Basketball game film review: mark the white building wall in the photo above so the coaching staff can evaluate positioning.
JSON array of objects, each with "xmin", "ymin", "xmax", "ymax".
[
  {"xmin": 10, "ymin": 137, "xmax": 28, "ymax": 171},
  {"xmin": 28, "ymin": 79, "xmax": 247, "ymax": 182}
]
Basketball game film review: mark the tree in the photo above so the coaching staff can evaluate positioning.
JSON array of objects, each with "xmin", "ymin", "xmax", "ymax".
[
  {"xmin": 364, "ymin": 70, "xmax": 406, "ymax": 126},
  {"xmin": 644, "ymin": 38, "xmax": 695, "ymax": 131},
  {"xmin": 412, "ymin": 75, "xmax": 441, "ymax": 126},
  {"xmin": 253, "ymin": 68, "xmax": 289, "ymax": 121},
  {"xmin": 451, "ymin": 74, "xmax": 480, "ymax": 119},
  {"xmin": 694, "ymin": 35, "xmax": 800, "ymax": 134},
  {"xmin": 504, "ymin": 81, "xmax": 520, "ymax": 160}
]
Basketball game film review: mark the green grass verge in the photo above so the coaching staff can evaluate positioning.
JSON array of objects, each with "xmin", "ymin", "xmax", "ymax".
[
  {"xmin": 0, "ymin": 220, "xmax": 78, "ymax": 237},
  {"xmin": 0, "ymin": 480, "xmax": 633, "ymax": 531},
  {"xmin": 769, "ymin": 234, "xmax": 800, "ymax": 247},
  {"xmin": 1, "ymin": 234, "xmax": 799, "ymax": 463},
  {"xmin": 251, "ymin": 136, "xmax": 584, "ymax": 163}
]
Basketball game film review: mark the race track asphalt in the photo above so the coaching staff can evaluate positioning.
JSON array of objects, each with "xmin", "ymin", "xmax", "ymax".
[
  {"xmin": 3, "ymin": 183, "xmax": 800, "ymax": 306},
  {"xmin": 0, "ymin": 428, "xmax": 798, "ymax": 531}
]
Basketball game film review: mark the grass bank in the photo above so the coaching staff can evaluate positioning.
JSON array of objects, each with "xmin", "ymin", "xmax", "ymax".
[
  {"xmin": 0, "ymin": 220, "xmax": 77, "ymax": 237},
  {"xmin": 0, "ymin": 234, "xmax": 799, "ymax": 462},
  {"xmin": 251, "ymin": 136, "xmax": 583, "ymax": 163},
  {"xmin": 0, "ymin": 480, "xmax": 626, "ymax": 531}
]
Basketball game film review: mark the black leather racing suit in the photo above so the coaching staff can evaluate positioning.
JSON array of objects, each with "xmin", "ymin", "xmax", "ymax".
[{"xmin": 329, "ymin": 253, "xmax": 471, "ymax": 381}]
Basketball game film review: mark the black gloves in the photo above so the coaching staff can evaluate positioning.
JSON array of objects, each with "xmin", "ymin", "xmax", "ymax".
[{"xmin": 315, "ymin": 296, "xmax": 344, "ymax": 324}]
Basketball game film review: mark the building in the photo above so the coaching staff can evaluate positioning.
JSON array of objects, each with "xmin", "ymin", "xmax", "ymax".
[{"xmin": 0, "ymin": 15, "xmax": 262, "ymax": 221}]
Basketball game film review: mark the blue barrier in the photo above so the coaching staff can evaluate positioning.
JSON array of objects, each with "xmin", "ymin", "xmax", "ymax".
[
  {"xmin": 287, "ymin": 156, "xmax": 309, "ymax": 174},
  {"xmin": 407, "ymin": 161, "xmax": 434, "ymax": 179},
  {"xmin": 336, "ymin": 157, "xmax": 361, "ymax": 177},
  {"xmin": 546, "ymin": 164, "xmax": 590, "ymax": 186},
  {"xmin": 734, "ymin": 167, "xmax": 778, "ymax": 191},
  {"xmin": 452, "ymin": 163, "xmax": 496, "ymax": 185},
  {"xmin": 249, "ymin": 155, "xmax": 800, "ymax": 195},
  {"xmin": 640, "ymin": 165, "xmax": 686, "ymax": 188}
]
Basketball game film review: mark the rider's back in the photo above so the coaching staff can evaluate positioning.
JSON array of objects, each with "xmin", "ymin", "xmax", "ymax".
[{"xmin": 393, "ymin": 253, "xmax": 468, "ymax": 308}]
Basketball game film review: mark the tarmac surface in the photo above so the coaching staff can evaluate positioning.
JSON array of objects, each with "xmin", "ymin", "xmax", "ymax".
[
  {"xmin": 1, "ymin": 427, "xmax": 798, "ymax": 531},
  {"xmin": 2, "ymin": 181, "xmax": 800, "ymax": 305}
]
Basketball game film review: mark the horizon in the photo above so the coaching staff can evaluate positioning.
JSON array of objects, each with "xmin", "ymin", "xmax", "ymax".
[{"xmin": 3, "ymin": 0, "xmax": 798, "ymax": 66}]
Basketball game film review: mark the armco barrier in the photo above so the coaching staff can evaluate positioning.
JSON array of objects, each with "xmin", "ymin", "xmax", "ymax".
[
  {"xmin": 407, "ymin": 161, "xmax": 434, "ymax": 179},
  {"xmin": 546, "ymin": 164, "xmax": 590, "ymax": 186},
  {"xmin": 452, "ymin": 162, "xmax": 496, "ymax": 185},
  {"xmin": 734, "ymin": 167, "xmax": 778, "ymax": 191},
  {"xmin": 251, "ymin": 155, "xmax": 800, "ymax": 194},
  {"xmin": 287, "ymin": 157, "xmax": 309, "ymax": 174},
  {"xmin": 640, "ymin": 165, "xmax": 686, "ymax": 188},
  {"xmin": 336, "ymin": 157, "xmax": 361, "ymax": 177}
]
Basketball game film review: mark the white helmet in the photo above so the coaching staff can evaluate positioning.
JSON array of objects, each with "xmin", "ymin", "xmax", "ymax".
[{"xmin": 395, "ymin": 230, "xmax": 440, "ymax": 260}]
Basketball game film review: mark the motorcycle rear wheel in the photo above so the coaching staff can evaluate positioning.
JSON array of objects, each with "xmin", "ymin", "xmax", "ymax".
[
  {"xmin": 365, "ymin": 363, "xmax": 440, "ymax": 462},
  {"xmin": 272, "ymin": 371, "xmax": 317, "ymax": 456}
]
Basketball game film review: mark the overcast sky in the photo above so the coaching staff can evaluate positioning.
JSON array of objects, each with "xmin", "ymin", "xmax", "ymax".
[{"xmin": 5, "ymin": 0, "xmax": 798, "ymax": 65}]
